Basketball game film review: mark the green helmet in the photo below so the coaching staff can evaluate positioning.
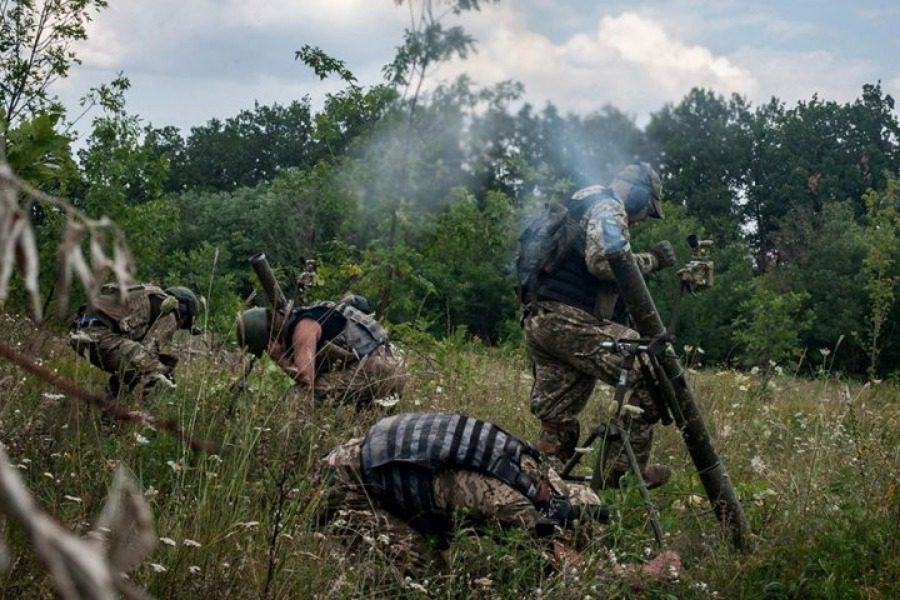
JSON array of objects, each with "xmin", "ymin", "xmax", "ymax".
[
  {"xmin": 612, "ymin": 162, "xmax": 664, "ymax": 219},
  {"xmin": 236, "ymin": 307, "xmax": 271, "ymax": 357},
  {"xmin": 165, "ymin": 286, "xmax": 201, "ymax": 333}
]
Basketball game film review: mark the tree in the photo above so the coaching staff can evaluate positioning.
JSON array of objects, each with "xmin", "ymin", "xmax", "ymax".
[
  {"xmin": 159, "ymin": 100, "xmax": 316, "ymax": 193},
  {"xmin": 646, "ymin": 88, "xmax": 752, "ymax": 243},
  {"xmin": 861, "ymin": 176, "xmax": 900, "ymax": 377},
  {"xmin": 0, "ymin": 0, "xmax": 108, "ymax": 125}
]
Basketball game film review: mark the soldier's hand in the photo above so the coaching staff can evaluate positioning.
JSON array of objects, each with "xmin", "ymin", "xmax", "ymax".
[
  {"xmin": 650, "ymin": 240, "xmax": 677, "ymax": 270},
  {"xmin": 160, "ymin": 295, "xmax": 178, "ymax": 314}
]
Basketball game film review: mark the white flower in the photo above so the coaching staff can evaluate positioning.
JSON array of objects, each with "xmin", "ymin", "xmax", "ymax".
[
  {"xmin": 150, "ymin": 563, "xmax": 167, "ymax": 573},
  {"xmin": 184, "ymin": 539, "xmax": 202, "ymax": 548},
  {"xmin": 188, "ymin": 565, "xmax": 201, "ymax": 575},
  {"xmin": 622, "ymin": 405, "xmax": 645, "ymax": 417},
  {"xmin": 404, "ymin": 577, "xmax": 429, "ymax": 593},
  {"xmin": 374, "ymin": 395, "xmax": 400, "ymax": 408},
  {"xmin": 160, "ymin": 537, "xmax": 177, "ymax": 547},
  {"xmin": 41, "ymin": 393, "xmax": 65, "ymax": 401},
  {"xmin": 750, "ymin": 366, "xmax": 760, "ymax": 375},
  {"xmin": 750, "ymin": 456, "xmax": 766, "ymax": 474},
  {"xmin": 63, "ymin": 495, "xmax": 82, "ymax": 503},
  {"xmin": 134, "ymin": 432, "xmax": 150, "ymax": 445},
  {"xmin": 819, "ymin": 348, "xmax": 831, "ymax": 356}
]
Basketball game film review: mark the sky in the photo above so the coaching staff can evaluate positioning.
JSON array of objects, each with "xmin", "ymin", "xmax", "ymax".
[{"xmin": 55, "ymin": 0, "xmax": 900, "ymax": 134}]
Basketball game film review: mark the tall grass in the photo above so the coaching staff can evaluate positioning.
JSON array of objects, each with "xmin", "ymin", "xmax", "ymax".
[{"xmin": 1, "ymin": 316, "xmax": 898, "ymax": 598}]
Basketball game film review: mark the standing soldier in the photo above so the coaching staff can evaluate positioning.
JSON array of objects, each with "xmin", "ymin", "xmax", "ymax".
[
  {"xmin": 69, "ymin": 283, "xmax": 201, "ymax": 397},
  {"xmin": 236, "ymin": 294, "xmax": 408, "ymax": 406},
  {"xmin": 296, "ymin": 258, "xmax": 320, "ymax": 303},
  {"xmin": 518, "ymin": 163, "xmax": 677, "ymax": 488}
]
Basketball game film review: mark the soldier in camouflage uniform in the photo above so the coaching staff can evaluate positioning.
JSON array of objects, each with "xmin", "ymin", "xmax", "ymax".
[
  {"xmin": 236, "ymin": 294, "xmax": 408, "ymax": 406},
  {"xmin": 314, "ymin": 413, "xmax": 606, "ymax": 578},
  {"xmin": 522, "ymin": 163, "xmax": 677, "ymax": 488},
  {"xmin": 69, "ymin": 283, "xmax": 201, "ymax": 397}
]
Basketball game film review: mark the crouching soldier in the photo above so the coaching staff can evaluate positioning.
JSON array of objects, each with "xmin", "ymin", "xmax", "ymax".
[
  {"xmin": 236, "ymin": 294, "xmax": 408, "ymax": 406},
  {"xmin": 69, "ymin": 283, "xmax": 201, "ymax": 398},
  {"xmin": 313, "ymin": 412, "xmax": 680, "ymax": 585}
]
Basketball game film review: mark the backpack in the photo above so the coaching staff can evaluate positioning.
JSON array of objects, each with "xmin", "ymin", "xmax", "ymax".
[{"xmin": 515, "ymin": 200, "xmax": 581, "ymax": 303}]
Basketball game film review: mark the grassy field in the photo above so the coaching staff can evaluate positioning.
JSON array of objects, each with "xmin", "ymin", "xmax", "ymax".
[{"xmin": 1, "ymin": 316, "xmax": 898, "ymax": 599}]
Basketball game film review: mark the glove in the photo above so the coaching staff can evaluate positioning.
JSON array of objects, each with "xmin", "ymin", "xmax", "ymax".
[
  {"xmin": 650, "ymin": 240, "xmax": 676, "ymax": 270},
  {"xmin": 160, "ymin": 295, "xmax": 178, "ymax": 315}
]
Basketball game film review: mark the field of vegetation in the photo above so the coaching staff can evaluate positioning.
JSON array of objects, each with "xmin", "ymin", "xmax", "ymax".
[{"xmin": 1, "ymin": 315, "xmax": 897, "ymax": 599}]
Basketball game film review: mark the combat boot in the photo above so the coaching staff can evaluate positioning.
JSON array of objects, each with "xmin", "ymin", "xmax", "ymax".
[
  {"xmin": 604, "ymin": 463, "xmax": 672, "ymax": 490},
  {"xmin": 536, "ymin": 420, "xmax": 580, "ymax": 463}
]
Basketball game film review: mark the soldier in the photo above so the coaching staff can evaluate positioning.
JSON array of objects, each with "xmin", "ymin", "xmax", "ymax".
[
  {"xmin": 519, "ymin": 163, "xmax": 677, "ymax": 488},
  {"xmin": 69, "ymin": 283, "xmax": 201, "ymax": 397},
  {"xmin": 315, "ymin": 412, "xmax": 680, "ymax": 583},
  {"xmin": 236, "ymin": 293, "xmax": 408, "ymax": 406},
  {"xmin": 296, "ymin": 258, "xmax": 320, "ymax": 303},
  {"xmin": 315, "ymin": 412, "xmax": 605, "ymax": 576}
]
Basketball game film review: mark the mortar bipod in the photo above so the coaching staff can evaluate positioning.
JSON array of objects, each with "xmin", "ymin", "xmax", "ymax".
[{"xmin": 561, "ymin": 337, "xmax": 670, "ymax": 547}]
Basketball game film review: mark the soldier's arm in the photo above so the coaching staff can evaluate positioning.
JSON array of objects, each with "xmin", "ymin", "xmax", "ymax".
[
  {"xmin": 584, "ymin": 200, "xmax": 658, "ymax": 279},
  {"xmin": 143, "ymin": 313, "xmax": 179, "ymax": 355},
  {"xmin": 289, "ymin": 319, "xmax": 322, "ymax": 387}
]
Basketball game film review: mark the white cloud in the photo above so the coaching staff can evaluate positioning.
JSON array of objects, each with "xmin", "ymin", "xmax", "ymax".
[
  {"xmin": 729, "ymin": 47, "xmax": 876, "ymax": 105},
  {"xmin": 438, "ymin": 6, "xmax": 756, "ymax": 115}
]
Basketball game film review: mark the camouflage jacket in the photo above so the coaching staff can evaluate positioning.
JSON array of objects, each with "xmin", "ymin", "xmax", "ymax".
[
  {"xmin": 91, "ymin": 284, "xmax": 179, "ymax": 353},
  {"xmin": 576, "ymin": 186, "xmax": 658, "ymax": 319}
]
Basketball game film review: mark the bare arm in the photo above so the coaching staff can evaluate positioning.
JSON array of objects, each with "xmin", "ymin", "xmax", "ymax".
[{"xmin": 268, "ymin": 319, "xmax": 322, "ymax": 387}]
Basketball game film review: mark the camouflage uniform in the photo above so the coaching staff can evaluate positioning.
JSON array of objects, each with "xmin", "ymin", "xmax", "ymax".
[
  {"xmin": 316, "ymin": 427, "xmax": 602, "ymax": 578},
  {"xmin": 314, "ymin": 342, "xmax": 409, "ymax": 406},
  {"xmin": 69, "ymin": 284, "xmax": 179, "ymax": 396},
  {"xmin": 524, "ymin": 187, "xmax": 662, "ymax": 476}
]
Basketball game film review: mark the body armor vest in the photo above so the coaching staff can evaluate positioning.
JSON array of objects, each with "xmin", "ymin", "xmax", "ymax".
[
  {"xmin": 535, "ymin": 190, "xmax": 618, "ymax": 314},
  {"xmin": 285, "ymin": 300, "xmax": 388, "ymax": 359},
  {"xmin": 360, "ymin": 413, "xmax": 542, "ymax": 525},
  {"xmin": 87, "ymin": 284, "xmax": 168, "ymax": 339}
]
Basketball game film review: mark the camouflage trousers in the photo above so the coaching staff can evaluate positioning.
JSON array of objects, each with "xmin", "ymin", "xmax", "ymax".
[
  {"xmin": 523, "ymin": 301, "xmax": 660, "ymax": 475},
  {"xmin": 314, "ymin": 343, "xmax": 409, "ymax": 406},
  {"xmin": 315, "ymin": 438, "xmax": 601, "ymax": 578},
  {"xmin": 69, "ymin": 325, "xmax": 172, "ymax": 397}
]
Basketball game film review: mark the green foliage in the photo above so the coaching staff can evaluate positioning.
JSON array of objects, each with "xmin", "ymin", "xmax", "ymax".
[
  {"xmin": 647, "ymin": 89, "xmax": 751, "ymax": 243},
  {"xmin": 155, "ymin": 100, "xmax": 316, "ymax": 193},
  {"xmin": 861, "ymin": 176, "xmax": 900, "ymax": 377},
  {"xmin": 0, "ymin": 0, "xmax": 108, "ymax": 124},
  {"xmin": 2, "ymin": 108, "xmax": 76, "ymax": 189},
  {"xmin": 732, "ymin": 277, "xmax": 813, "ymax": 368},
  {"xmin": 771, "ymin": 201, "xmax": 869, "ymax": 373},
  {"xmin": 165, "ymin": 242, "xmax": 243, "ymax": 335}
]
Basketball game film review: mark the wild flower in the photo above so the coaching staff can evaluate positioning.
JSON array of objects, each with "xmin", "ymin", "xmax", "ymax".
[
  {"xmin": 150, "ymin": 563, "xmax": 167, "ymax": 573},
  {"xmin": 184, "ymin": 539, "xmax": 202, "ymax": 548},
  {"xmin": 188, "ymin": 565, "xmax": 201, "ymax": 575},
  {"xmin": 160, "ymin": 537, "xmax": 177, "ymax": 547}
]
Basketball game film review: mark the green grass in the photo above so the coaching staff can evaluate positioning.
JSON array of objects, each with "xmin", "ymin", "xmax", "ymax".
[{"xmin": 1, "ymin": 317, "xmax": 898, "ymax": 599}]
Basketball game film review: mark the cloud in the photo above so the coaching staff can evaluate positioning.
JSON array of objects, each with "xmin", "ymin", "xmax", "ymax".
[
  {"xmin": 728, "ymin": 47, "xmax": 876, "ymax": 105},
  {"xmin": 439, "ymin": 6, "xmax": 756, "ymax": 115}
]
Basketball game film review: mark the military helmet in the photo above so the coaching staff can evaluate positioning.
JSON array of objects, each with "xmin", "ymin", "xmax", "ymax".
[
  {"xmin": 235, "ymin": 307, "xmax": 271, "ymax": 357},
  {"xmin": 612, "ymin": 162, "xmax": 663, "ymax": 219},
  {"xmin": 340, "ymin": 293, "xmax": 374, "ymax": 315},
  {"xmin": 165, "ymin": 286, "xmax": 201, "ymax": 331}
]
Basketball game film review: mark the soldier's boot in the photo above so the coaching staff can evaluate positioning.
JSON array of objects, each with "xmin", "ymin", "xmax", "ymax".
[
  {"xmin": 536, "ymin": 420, "xmax": 580, "ymax": 463},
  {"xmin": 602, "ymin": 417, "xmax": 671, "ymax": 490}
]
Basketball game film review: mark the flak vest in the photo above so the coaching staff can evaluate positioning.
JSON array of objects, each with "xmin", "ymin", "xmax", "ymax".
[
  {"xmin": 360, "ymin": 414, "xmax": 542, "ymax": 530},
  {"xmin": 534, "ymin": 189, "xmax": 618, "ymax": 315},
  {"xmin": 284, "ymin": 300, "xmax": 388, "ymax": 359}
]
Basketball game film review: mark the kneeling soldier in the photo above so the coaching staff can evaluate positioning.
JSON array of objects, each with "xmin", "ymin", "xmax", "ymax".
[
  {"xmin": 70, "ymin": 283, "xmax": 201, "ymax": 397},
  {"xmin": 236, "ymin": 294, "xmax": 408, "ymax": 406},
  {"xmin": 314, "ymin": 412, "xmax": 608, "ymax": 578}
]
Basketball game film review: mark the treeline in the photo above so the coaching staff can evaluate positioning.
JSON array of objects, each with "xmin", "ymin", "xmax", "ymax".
[{"xmin": 3, "ymin": 3, "xmax": 900, "ymax": 377}]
